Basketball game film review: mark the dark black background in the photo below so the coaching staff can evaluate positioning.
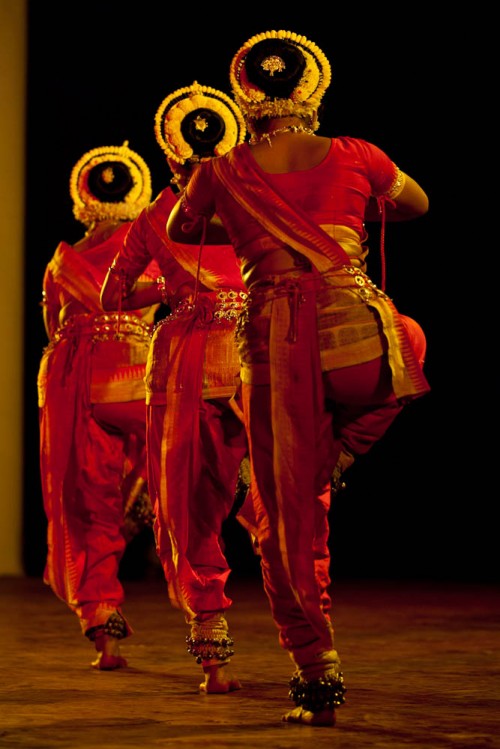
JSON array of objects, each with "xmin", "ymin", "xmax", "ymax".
[{"xmin": 24, "ymin": 4, "xmax": 486, "ymax": 583}]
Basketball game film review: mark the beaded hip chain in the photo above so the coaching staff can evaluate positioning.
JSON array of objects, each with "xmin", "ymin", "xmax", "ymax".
[
  {"xmin": 157, "ymin": 289, "xmax": 248, "ymax": 329},
  {"xmin": 52, "ymin": 312, "xmax": 153, "ymax": 343}
]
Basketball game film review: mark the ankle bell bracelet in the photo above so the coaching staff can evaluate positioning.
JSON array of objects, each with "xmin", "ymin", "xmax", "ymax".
[
  {"xmin": 288, "ymin": 671, "xmax": 347, "ymax": 712},
  {"xmin": 186, "ymin": 633, "xmax": 235, "ymax": 664},
  {"xmin": 85, "ymin": 612, "xmax": 128, "ymax": 642}
]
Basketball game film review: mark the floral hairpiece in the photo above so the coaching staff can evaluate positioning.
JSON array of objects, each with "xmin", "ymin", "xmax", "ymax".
[
  {"xmin": 229, "ymin": 29, "xmax": 332, "ymax": 123},
  {"xmin": 154, "ymin": 81, "xmax": 247, "ymax": 164},
  {"xmin": 69, "ymin": 141, "xmax": 152, "ymax": 228}
]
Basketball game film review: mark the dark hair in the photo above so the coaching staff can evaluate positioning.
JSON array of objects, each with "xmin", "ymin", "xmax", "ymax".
[
  {"xmin": 244, "ymin": 39, "xmax": 306, "ymax": 99},
  {"xmin": 86, "ymin": 161, "xmax": 134, "ymax": 203},
  {"xmin": 180, "ymin": 108, "xmax": 226, "ymax": 159}
]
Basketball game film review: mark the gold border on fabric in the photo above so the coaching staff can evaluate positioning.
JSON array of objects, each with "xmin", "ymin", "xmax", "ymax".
[{"xmin": 238, "ymin": 273, "xmax": 385, "ymax": 386}]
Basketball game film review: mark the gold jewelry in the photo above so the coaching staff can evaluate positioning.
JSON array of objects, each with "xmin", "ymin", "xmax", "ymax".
[
  {"xmin": 261, "ymin": 55, "xmax": 286, "ymax": 75},
  {"xmin": 70, "ymin": 142, "xmax": 152, "ymax": 228},
  {"xmin": 386, "ymin": 166, "xmax": 406, "ymax": 199},
  {"xmin": 249, "ymin": 124, "xmax": 314, "ymax": 146},
  {"xmin": 156, "ymin": 276, "xmax": 169, "ymax": 306}
]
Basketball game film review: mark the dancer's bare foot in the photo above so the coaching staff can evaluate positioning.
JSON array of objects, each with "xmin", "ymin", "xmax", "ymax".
[
  {"xmin": 199, "ymin": 663, "xmax": 241, "ymax": 693},
  {"xmin": 282, "ymin": 706, "xmax": 336, "ymax": 726},
  {"xmin": 91, "ymin": 634, "xmax": 128, "ymax": 670}
]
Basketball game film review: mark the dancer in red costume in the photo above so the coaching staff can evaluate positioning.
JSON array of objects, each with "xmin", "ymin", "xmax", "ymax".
[
  {"xmin": 38, "ymin": 143, "xmax": 159, "ymax": 669},
  {"xmin": 101, "ymin": 83, "xmax": 250, "ymax": 694},
  {"xmin": 167, "ymin": 31, "xmax": 431, "ymax": 725}
]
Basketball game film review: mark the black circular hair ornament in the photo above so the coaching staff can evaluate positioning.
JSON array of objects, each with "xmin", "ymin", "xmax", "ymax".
[
  {"xmin": 86, "ymin": 161, "xmax": 134, "ymax": 203},
  {"xmin": 180, "ymin": 108, "xmax": 226, "ymax": 158},
  {"xmin": 244, "ymin": 38, "xmax": 306, "ymax": 99}
]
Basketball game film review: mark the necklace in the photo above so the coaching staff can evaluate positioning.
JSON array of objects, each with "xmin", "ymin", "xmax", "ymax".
[{"xmin": 249, "ymin": 124, "xmax": 315, "ymax": 146}]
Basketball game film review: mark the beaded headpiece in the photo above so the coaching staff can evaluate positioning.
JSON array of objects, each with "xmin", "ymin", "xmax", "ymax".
[
  {"xmin": 69, "ymin": 142, "xmax": 152, "ymax": 228},
  {"xmin": 229, "ymin": 30, "xmax": 332, "ymax": 128},
  {"xmin": 154, "ymin": 81, "xmax": 247, "ymax": 165}
]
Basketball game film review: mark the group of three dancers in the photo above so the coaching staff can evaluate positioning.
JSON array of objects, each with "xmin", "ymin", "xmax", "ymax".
[{"xmin": 38, "ymin": 29, "xmax": 430, "ymax": 727}]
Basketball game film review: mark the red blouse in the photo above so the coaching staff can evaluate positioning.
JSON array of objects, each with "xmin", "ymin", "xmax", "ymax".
[{"xmin": 184, "ymin": 137, "xmax": 397, "ymax": 250}]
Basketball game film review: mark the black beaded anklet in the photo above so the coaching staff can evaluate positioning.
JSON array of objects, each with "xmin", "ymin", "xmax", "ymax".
[
  {"xmin": 186, "ymin": 633, "xmax": 235, "ymax": 664},
  {"xmin": 85, "ymin": 612, "xmax": 128, "ymax": 642},
  {"xmin": 186, "ymin": 616, "xmax": 235, "ymax": 664},
  {"xmin": 288, "ymin": 671, "xmax": 347, "ymax": 712}
]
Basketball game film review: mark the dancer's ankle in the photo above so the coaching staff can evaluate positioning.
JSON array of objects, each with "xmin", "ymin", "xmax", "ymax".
[
  {"xmin": 186, "ymin": 613, "xmax": 235, "ymax": 665},
  {"xmin": 85, "ymin": 611, "xmax": 129, "ymax": 670},
  {"xmin": 283, "ymin": 649, "xmax": 346, "ymax": 724},
  {"xmin": 186, "ymin": 613, "xmax": 240, "ymax": 693}
]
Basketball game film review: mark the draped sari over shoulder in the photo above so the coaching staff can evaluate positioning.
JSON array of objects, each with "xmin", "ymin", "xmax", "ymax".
[{"xmin": 211, "ymin": 145, "xmax": 430, "ymax": 402}]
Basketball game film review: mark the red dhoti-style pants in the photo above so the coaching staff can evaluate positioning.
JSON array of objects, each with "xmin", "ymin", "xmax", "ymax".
[
  {"xmin": 236, "ymin": 268, "xmax": 429, "ymax": 672},
  {"xmin": 41, "ymin": 398, "xmax": 148, "ymax": 636}
]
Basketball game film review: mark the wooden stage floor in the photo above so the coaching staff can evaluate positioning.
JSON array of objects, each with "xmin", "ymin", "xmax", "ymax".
[{"xmin": 1, "ymin": 572, "xmax": 499, "ymax": 748}]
